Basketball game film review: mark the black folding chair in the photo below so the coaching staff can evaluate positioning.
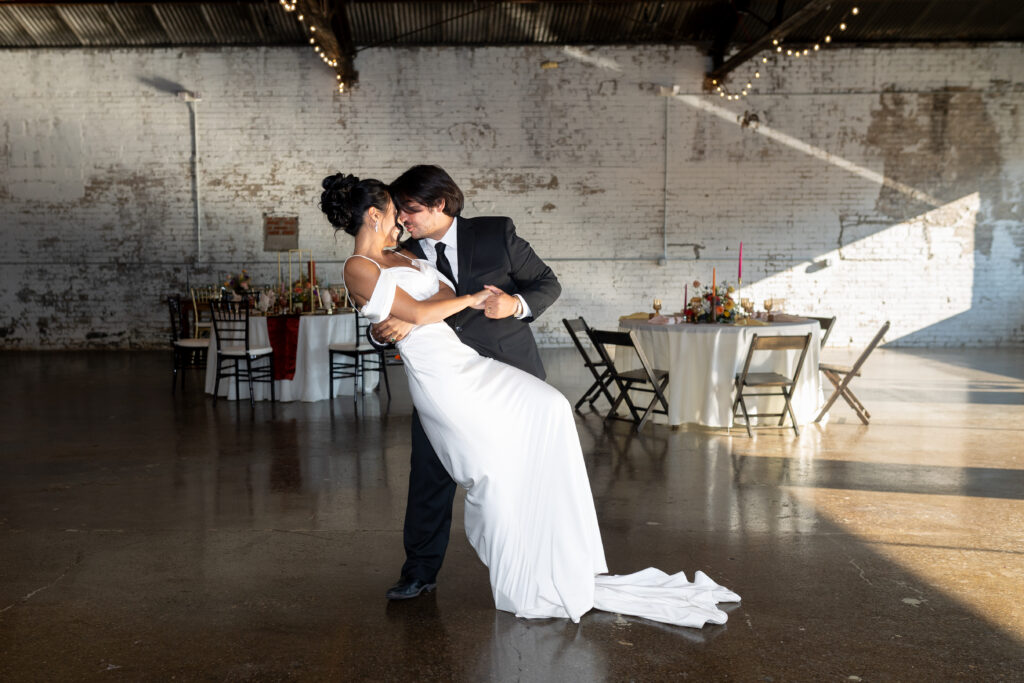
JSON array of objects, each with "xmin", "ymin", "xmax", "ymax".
[
  {"xmin": 815, "ymin": 321, "xmax": 890, "ymax": 425},
  {"xmin": 562, "ymin": 317, "xmax": 615, "ymax": 413},
  {"xmin": 167, "ymin": 294, "xmax": 209, "ymax": 393},
  {"xmin": 209, "ymin": 299, "xmax": 276, "ymax": 406},
  {"xmin": 732, "ymin": 333, "xmax": 813, "ymax": 437},
  {"xmin": 328, "ymin": 309, "xmax": 391, "ymax": 405},
  {"xmin": 587, "ymin": 328, "xmax": 670, "ymax": 432},
  {"xmin": 806, "ymin": 316, "xmax": 837, "ymax": 348}
]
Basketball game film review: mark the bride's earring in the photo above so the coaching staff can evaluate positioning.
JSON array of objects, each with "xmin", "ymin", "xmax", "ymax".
[{"xmin": 374, "ymin": 220, "xmax": 380, "ymax": 233}]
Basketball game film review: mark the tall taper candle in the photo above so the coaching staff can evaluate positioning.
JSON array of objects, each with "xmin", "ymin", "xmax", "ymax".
[
  {"xmin": 712, "ymin": 268, "xmax": 717, "ymax": 322},
  {"xmin": 738, "ymin": 242, "xmax": 743, "ymax": 281}
]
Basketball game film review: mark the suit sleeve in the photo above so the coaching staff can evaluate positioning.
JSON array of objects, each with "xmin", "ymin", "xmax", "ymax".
[{"xmin": 503, "ymin": 220, "xmax": 561, "ymax": 322}]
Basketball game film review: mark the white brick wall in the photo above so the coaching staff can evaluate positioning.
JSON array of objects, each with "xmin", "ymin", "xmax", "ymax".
[{"xmin": 2, "ymin": 44, "xmax": 1023, "ymax": 348}]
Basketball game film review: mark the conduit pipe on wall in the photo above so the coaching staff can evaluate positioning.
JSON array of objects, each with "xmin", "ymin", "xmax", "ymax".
[
  {"xmin": 660, "ymin": 92, "xmax": 670, "ymax": 266},
  {"xmin": 179, "ymin": 90, "xmax": 203, "ymax": 262}
]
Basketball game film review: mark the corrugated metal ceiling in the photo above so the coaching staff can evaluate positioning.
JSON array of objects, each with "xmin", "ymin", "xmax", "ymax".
[{"xmin": 1, "ymin": 1, "xmax": 1022, "ymax": 50}]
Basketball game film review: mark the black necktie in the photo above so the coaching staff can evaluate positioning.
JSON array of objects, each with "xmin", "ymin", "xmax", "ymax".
[{"xmin": 434, "ymin": 243, "xmax": 457, "ymax": 289}]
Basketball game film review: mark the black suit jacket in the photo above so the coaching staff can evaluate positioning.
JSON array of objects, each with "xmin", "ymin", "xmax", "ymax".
[{"xmin": 404, "ymin": 216, "xmax": 560, "ymax": 380}]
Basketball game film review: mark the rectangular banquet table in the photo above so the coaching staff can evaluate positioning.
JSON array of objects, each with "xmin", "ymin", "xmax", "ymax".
[
  {"xmin": 204, "ymin": 313, "xmax": 379, "ymax": 402},
  {"xmin": 617, "ymin": 317, "xmax": 822, "ymax": 428}
]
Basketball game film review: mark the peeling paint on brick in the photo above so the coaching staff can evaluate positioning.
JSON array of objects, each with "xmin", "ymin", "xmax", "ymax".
[{"xmin": 1, "ymin": 45, "xmax": 1022, "ymax": 349}]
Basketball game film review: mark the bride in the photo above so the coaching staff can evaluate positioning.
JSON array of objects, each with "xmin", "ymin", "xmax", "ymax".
[{"xmin": 321, "ymin": 173, "xmax": 740, "ymax": 627}]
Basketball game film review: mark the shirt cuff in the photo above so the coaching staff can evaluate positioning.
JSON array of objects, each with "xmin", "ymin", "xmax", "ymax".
[
  {"xmin": 514, "ymin": 294, "xmax": 532, "ymax": 320},
  {"xmin": 366, "ymin": 325, "xmax": 392, "ymax": 349}
]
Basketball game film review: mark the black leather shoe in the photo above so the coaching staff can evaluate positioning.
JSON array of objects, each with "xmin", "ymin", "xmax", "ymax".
[{"xmin": 386, "ymin": 577, "xmax": 437, "ymax": 600}]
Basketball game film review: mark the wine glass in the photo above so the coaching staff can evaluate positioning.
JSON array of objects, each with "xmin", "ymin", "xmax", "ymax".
[
  {"xmin": 763, "ymin": 298, "xmax": 774, "ymax": 321},
  {"xmin": 653, "ymin": 298, "xmax": 662, "ymax": 316},
  {"xmin": 741, "ymin": 298, "xmax": 754, "ymax": 317}
]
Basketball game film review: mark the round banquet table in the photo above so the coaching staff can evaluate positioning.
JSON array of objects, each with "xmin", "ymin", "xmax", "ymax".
[
  {"xmin": 204, "ymin": 314, "xmax": 380, "ymax": 402},
  {"xmin": 617, "ymin": 317, "xmax": 822, "ymax": 428}
]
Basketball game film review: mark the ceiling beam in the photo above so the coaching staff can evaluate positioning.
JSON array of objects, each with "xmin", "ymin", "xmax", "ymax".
[
  {"xmin": 326, "ymin": 0, "xmax": 358, "ymax": 86},
  {"xmin": 707, "ymin": 0, "xmax": 833, "ymax": 83}
]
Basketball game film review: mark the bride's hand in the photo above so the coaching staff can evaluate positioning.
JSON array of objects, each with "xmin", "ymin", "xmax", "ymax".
[{"xmin": 468, "ymin": 289, "xmax": 493, "ymax": 309}]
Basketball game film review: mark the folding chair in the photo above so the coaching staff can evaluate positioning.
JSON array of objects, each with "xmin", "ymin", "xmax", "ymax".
[
  {"xmin": 586, "ymin": 328, "xmax": 670, "ymax": 432},
  {"xmin": 562, "ymin": 317, "xmax": 615, "ymax": 413},
  {"xmin": 731, "ymin": 333, "xmax": 813, "ymax": 437},
  {"xmin": 328, "ymin": 309, "xmax": 391, "ymax": 404},
  {"xmin": 209, "ymin": 299, "xmax": 276, "ymax": 406},
  {"xmin": 815, "ymin": 321, "xmax": 890, "ymax": 425},
  {"xmin": 167, "ymin": 294, "xmax": 209, "ymax": 392},
  {"xmin": 806, "ymin": 316, "xmax": 836, "ymax": 348}
]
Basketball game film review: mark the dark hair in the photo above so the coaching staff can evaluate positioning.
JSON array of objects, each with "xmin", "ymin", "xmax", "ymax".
[
  {"xmin": 390, "ymin": 165, "xmax": 464, "ymax": 217},
  {"xmin": 319, "ymin": 173, "xmax": 391, "ymax": 237}
]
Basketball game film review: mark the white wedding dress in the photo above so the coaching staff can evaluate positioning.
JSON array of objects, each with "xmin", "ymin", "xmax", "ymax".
[{"xmin": 354, "ymin": 255, "xmax": 740, "ymax": 627}]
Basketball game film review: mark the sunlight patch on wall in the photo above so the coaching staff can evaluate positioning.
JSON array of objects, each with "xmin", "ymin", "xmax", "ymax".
[{"xmin": 740, "ymin": 193, "xmax": 978, "ymax": 346}]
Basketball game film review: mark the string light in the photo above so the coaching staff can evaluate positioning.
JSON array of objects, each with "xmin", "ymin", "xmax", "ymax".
[{"xmin": 709, "ymin": 6, "xmax": 862, "ymax": 103}]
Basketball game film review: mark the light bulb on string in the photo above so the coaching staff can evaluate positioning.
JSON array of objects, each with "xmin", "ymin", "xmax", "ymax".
[
  {"xmin": 814, "ymin": 44, "xmax": 820, "ymax": 51},
  {"xmin": 852, "ymin": 7, "xmax": 859, "ymax": 15},
  {"xmin": 297, "ymin": 14, "xmax": 303, "ymax": 21},
  {"xmin": 772, "ymin": 39, "xmax": 779, "ymax": 46},
  {"xmin": 309, "ymin": 38, "xmax": 315, "ymax": 44},
  {"xmin": 762, "ymin": 57, "xmax": 768, "ymax": 63},
  {"xmin": 840, "ymin": 22, "xmax": 847, "ymax": 31},
  {"xmin": 825, "ymin": 35, "xmax": 832, "ymax": 43},
  {"xmin": 310, "ymin": 26, "xmax": 316, "ymax": 32},
  {"xmin": 755, "ymin": 71, "xmax": 760, "ymax": 78}
]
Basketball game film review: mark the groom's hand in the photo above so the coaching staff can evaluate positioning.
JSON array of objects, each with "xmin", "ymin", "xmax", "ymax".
[
  {"xmin": 371, "ymin": 317, "xmax": 413, "ymax": 345},
  {"xmin": 482, "ymin": 286, "xmax": 522, "ymax": 319}
]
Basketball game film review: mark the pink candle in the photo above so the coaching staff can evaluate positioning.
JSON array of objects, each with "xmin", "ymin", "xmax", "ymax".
[
  {"xmin": 684, "ymin": 283, "xmax": 688, "ymax": 310},
  {"xmin": 712, "ymin": 268, "xmax": 717, "ymax": 321},
  {"xmin": 738, "ymin": 242, "xmax": 743, "ymax": 281}
]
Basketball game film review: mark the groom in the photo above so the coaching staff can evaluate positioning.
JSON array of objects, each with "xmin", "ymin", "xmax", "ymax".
[{"xmin": 370, "ymin": 165, "xmax": 562, "ymax": 600}]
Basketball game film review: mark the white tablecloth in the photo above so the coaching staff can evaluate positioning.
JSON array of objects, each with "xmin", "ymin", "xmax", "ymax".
[
  {"xmin": 204, "ymin": 314, "xmax": 380, "ymax": 402},
  {"xmin": 617, "ymin": 318, "xmax": 822, "ymax": 428}
]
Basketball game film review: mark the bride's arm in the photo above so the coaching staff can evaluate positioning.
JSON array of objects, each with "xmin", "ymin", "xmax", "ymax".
[{"xmin": 345, "ymin": 258, "xmax": 487, "ymax": 326}]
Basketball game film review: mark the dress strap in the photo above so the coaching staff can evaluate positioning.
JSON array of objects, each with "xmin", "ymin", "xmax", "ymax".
[{"xmin": 344, "ymin": 253, "xmax": 383, "ymax": 270}]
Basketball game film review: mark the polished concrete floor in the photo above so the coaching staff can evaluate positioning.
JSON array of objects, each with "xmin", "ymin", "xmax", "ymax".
[{"xmin": 1, "ymin": 347, "xmax": 1023, "ymax": 681}]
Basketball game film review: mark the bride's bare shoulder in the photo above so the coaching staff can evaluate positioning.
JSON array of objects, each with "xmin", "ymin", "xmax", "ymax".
[{"xmin": 343, "ymin": 255, "xmax": 381, "ymax": 281}]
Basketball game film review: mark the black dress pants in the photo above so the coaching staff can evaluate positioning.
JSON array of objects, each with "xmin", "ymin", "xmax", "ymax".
[{"xmin": 400, "ymin": 408, "xmax": 458, "ymax": 583}]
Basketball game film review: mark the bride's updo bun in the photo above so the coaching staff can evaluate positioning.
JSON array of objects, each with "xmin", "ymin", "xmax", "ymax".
[{"xmin": 320, "ymin": 173, "xmax": 391, "ymax": 237}]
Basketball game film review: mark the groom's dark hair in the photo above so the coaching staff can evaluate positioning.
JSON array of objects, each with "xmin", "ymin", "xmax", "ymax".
[{"xmin": 391, "ymin": 165, "xmax": 464, "ymax": 217}]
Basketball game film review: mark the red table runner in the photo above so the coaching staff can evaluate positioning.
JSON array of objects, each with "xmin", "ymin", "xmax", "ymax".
[{"xmin": 266, "ymin": 315, "xmax": 301, "ymax": 381}]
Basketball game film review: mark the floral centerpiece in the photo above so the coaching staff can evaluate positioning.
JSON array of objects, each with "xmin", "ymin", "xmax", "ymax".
[
  {"xmin": 224, "ymin": 270, "xmax": 251, "ymax": 297},
  {"xmin": 286, "ymin": 277, "xmax": 326, "ymax": 311},
  {"xmin": 686, "ymin": 279, "xmax": 740, "ymax": 323}
]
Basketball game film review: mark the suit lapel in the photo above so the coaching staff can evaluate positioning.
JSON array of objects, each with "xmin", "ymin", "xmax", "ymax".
[{"xmin": 457, "ymin": 218, "xmax": 474, "ymax": 296}]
